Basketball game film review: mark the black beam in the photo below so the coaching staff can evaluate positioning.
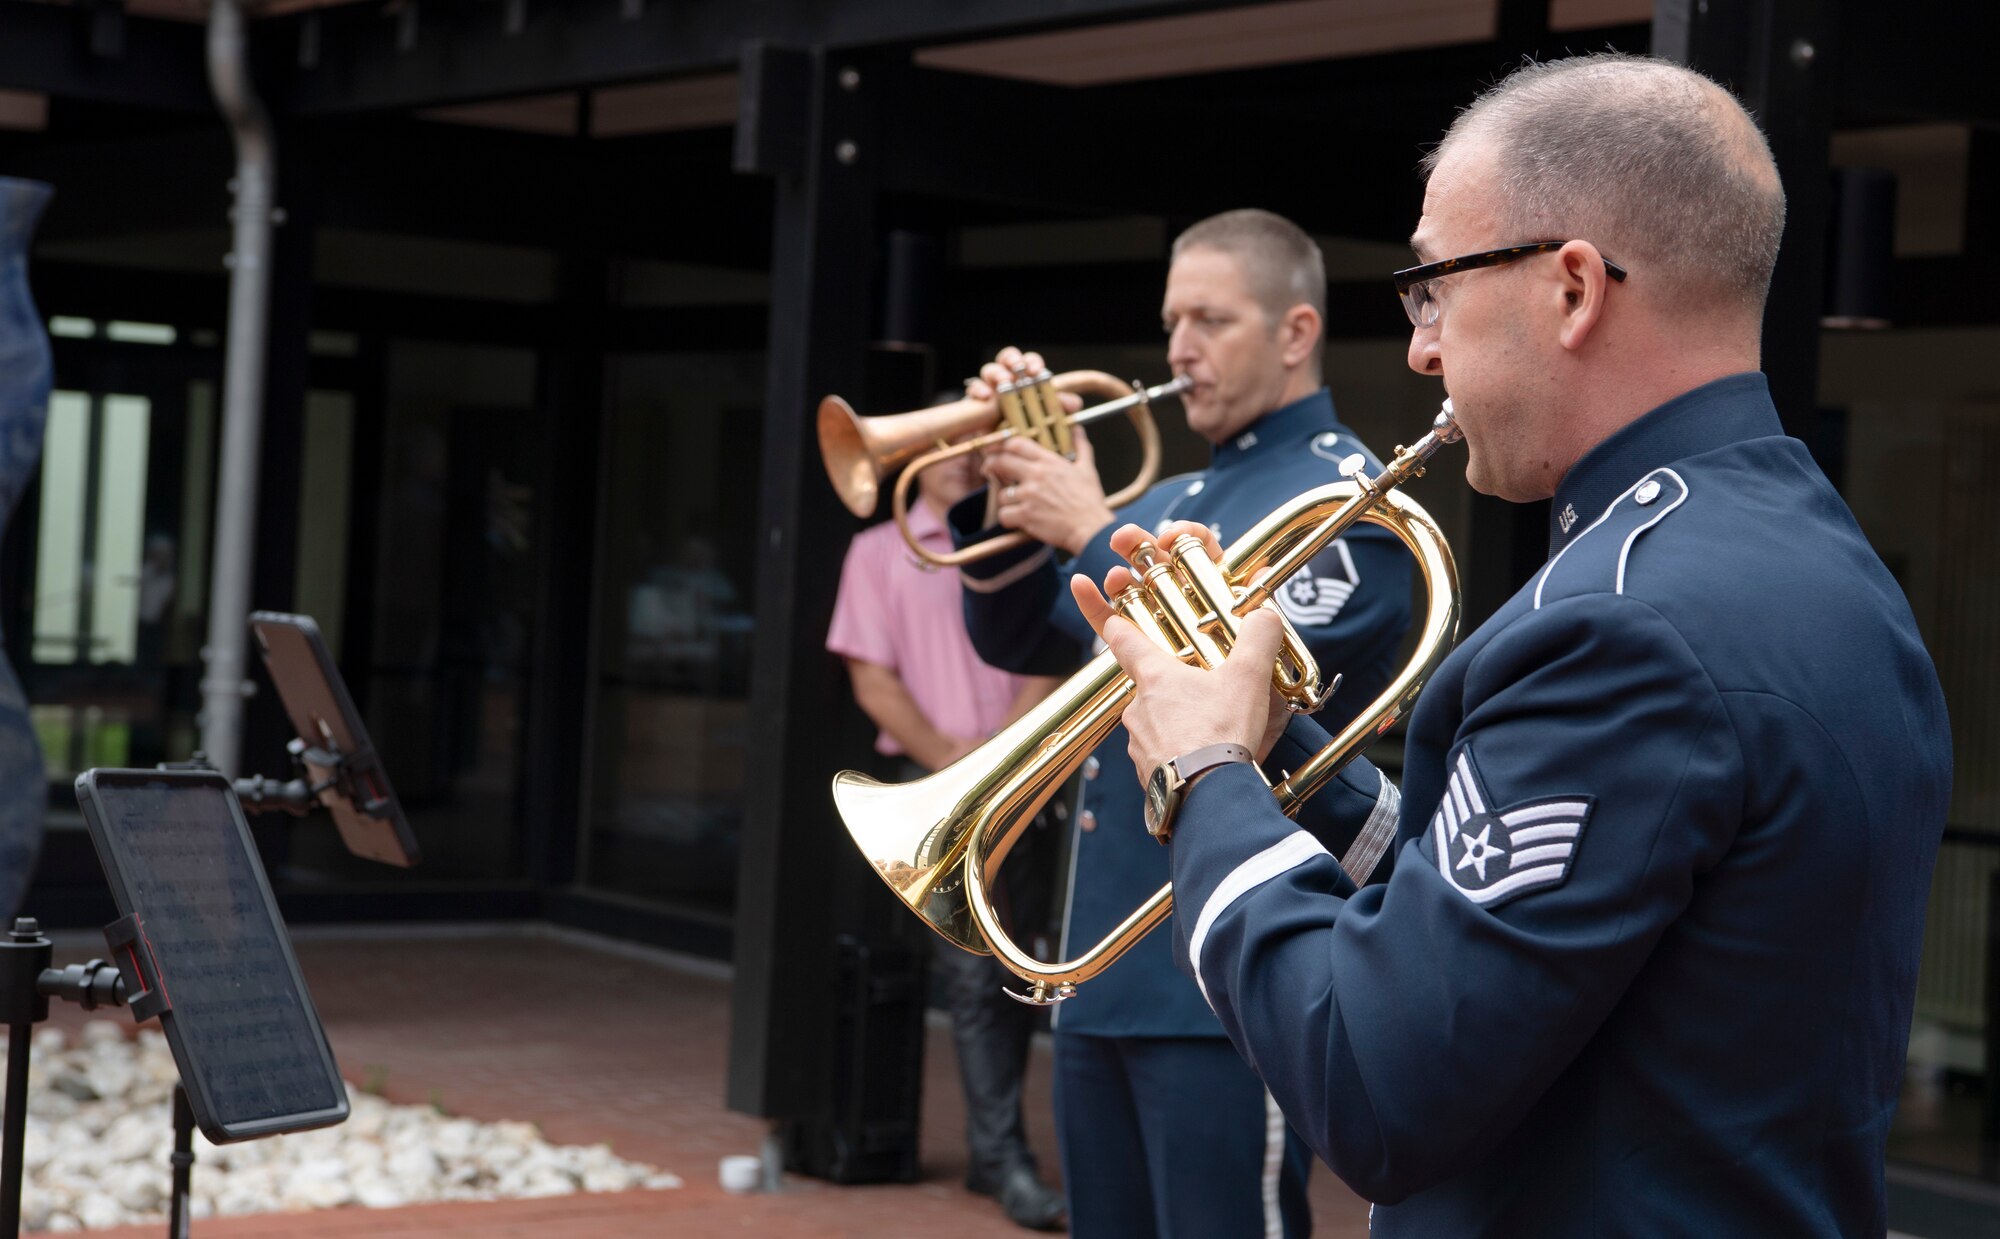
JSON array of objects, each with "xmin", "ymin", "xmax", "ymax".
[
  {"xmin": 1834, "ymin": 0, "xmax": 2000, "ymax": 127},
  {"xmin": 5, "ymin": 128, "xmax": 232, "ymax": 243},
  {"xmin": 520, "ymin": 121, "xmax": 609, "ymax": 893},
  {"xmin": 298, "ymin": 120, "xmax": 773, "ymax": 267},
  {"xmin": 940, "ymin": 263, "xmax": 1410, "ymax": 347},
  {"xmin": 882, "ymin": 65, "xmax": 1434, "ymax": 239},
  {"xmin": 0, "ymin": 0, "xmax": 210, "ymax": 111},
  {"xmin": 726, "ymin": 44, "xmax": 896, "ymax": 1123},
  {"xmin": 882, "ymin": 24, "xmax": 1650, "ymax": 241},
  {"xmin": 265, "ymin": 0, "xmax": 1292, "ymax": 117},
  {"xmin": 1657, "ymin": 0, "xmax": 1836, "ymax": 441},
  {"xmin": 31, "ymin": 261, "xmax": 228, "ymax": 325}
]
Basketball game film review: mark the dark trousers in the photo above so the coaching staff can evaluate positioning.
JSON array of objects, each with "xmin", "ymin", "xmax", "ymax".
[
  {"xmin": 907, "ymin": 759, "xmax": 1063, "ymax": 1184},
  {"xmin": 934, "ymin": 937, "xmax": 1041, "ymax": 1183},
  {"xmin": 1053, "ymin": 1032, "xmax": 1313, "ymax": 1239}
]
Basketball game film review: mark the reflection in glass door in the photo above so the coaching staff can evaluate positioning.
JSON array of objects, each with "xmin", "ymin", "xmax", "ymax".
[{"xmin": 584, "ymin": 351, "xmax": 763, "ymax": 916}]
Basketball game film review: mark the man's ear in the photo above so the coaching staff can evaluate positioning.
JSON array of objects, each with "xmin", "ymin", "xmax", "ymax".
[
  {"xmin": 1280, "ymin": 303, "xmax": 1323, "ymax": 368},
  {"xmin": 1556, "ymin": 240, "xmax": 1611, "ymax": 352}
]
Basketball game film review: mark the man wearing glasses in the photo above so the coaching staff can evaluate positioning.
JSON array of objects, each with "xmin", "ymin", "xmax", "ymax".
[{"xmin": 1069, "ymin": 53, "xmax": 1950, "ymax": 1236}]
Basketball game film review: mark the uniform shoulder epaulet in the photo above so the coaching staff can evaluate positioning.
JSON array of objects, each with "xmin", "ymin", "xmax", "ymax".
[
  {"xmin": 1308, "ymin": 430, "xmax": 1382, "ymax": 472},
  {"xmin": 1531, "ymin": 467, "xmax": 1689, "ymax": 610}
]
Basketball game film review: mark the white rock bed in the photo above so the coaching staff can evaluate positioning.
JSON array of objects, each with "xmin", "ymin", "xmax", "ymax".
[{"xmin": 12, "ymin": 1020, "xmax": 683, "ymax": 1232}]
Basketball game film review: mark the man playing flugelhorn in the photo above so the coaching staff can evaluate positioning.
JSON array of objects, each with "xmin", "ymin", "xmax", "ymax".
[
  {"xmin": 949, "ymin": 209, "xmax": 1416, "ymax": 1239},
  {"xmin": 1073, "ymin": 55, "xmax": 1950, "ymax": 1238}
]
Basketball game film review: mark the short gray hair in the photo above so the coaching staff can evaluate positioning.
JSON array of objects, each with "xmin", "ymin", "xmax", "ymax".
[
  {"xmin": 1423, "ymin": 53, "xmax": 1786, "ymax": 313},
  {"xmin": 1171, "ymin": 209, "xmax": 1327, "ymax": 355}
]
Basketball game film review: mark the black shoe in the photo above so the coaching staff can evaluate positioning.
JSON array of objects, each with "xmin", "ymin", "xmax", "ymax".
[{"xmin": 993, "ymin": 1164, "xmax": 1066, "ymax": 1232}]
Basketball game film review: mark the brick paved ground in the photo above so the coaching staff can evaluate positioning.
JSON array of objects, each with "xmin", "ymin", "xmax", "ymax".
[{"xmin": 45, "ymin": 925, "xmax": 1372, "ymax": 1238}]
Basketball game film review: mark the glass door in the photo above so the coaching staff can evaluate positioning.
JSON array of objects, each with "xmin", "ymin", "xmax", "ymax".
[{"xmin": 23, "ymin": 355, "xmax": 210, "ymax": 791}]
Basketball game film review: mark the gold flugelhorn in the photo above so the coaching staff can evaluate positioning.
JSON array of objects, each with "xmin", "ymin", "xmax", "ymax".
[
  {"xmin": 817, "ymin": 369, "xmax": 1184, "ymax": 568},
  {"xmin": 832, "ymin": 404, "xmax": 1464, "ymax": 1004}
]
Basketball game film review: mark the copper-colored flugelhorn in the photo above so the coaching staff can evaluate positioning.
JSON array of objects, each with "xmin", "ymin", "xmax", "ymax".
[{"xmin": 816, "ymin": 369, "xmax": 1185, "ymax": 567}]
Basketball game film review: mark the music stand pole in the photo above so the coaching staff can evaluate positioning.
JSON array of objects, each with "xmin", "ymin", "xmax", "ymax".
[
  {"xmin": 0, "ymin": 918, "xmax": 52, "ymax": 1238},
  {"xmin": 2, "ymin": 1020, "xmax": 29, "ymax": 1238},
  {"xmin": 169, "ymin": 1085, "xmax": 194, "ymax": 1239}
]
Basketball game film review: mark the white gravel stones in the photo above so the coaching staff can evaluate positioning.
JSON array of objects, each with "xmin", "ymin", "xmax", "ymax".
[{"xmin": 9, "ymin": 1021, "xmax": 683, "ymax": 1232}]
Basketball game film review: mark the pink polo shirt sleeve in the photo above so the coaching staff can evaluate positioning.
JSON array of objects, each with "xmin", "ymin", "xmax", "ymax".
[
  {"xmin": 827, "ymin": 512, "xmax": 1031, "ymax": 757},
  {"xmin": 826, "ymin": 523, "xmax": 898, "ymax": 672}
]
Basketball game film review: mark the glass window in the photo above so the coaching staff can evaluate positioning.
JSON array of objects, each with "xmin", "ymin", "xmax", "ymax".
[
  {"xmin": 335, "ymin": 340, "xmax": 542, "ymax": 883},
  {"xmin": 1824, "ymin": 327, "xmax": 2000, "ymax": 1181},
  {"xmin": 583, "ymin": 351, "xmax": 763, "ymax": 915}
]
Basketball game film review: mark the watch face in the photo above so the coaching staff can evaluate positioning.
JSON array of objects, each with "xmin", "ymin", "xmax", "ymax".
[{"xmin": 1145, "ymin": 767, "xmax": 1170, "ymax": 834}]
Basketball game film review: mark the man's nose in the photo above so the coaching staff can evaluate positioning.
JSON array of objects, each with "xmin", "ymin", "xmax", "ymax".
[
  {"xmin": 1406, "ymin": 326, "xmax": 1442, "ymax": 376},
  {"xmin": 1167, "ymin": 322, "xmax": 1197, "ymax": 367}
]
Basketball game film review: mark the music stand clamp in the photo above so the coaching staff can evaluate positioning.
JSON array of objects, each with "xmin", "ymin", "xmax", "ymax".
[
  {"xmin": 168, "ymin": 736, "xmax": 379, "ymax": 822},
  {"xmin": 0, "ymin": 915, "xmax": 201, "ymax": 1239},
  {"xmin": 238, "ymin": 612, "xmax": 420, "ymax": 867}
]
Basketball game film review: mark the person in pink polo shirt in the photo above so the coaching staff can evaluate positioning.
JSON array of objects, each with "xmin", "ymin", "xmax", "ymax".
[{"xmin": 826, "ymin": 436, "xmax": 1067, "ymax": 1231}]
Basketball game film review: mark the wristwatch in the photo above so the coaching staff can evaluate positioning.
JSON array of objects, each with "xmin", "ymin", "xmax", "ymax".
[{"xmin": 1144, "ymin": 743, "xmax": 1256, "ymax": 844}]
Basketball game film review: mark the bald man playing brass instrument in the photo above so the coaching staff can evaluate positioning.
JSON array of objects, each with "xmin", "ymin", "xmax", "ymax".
[{"xmin": 1070, "ymin": 54, "xmax": 1951, "ymax": 1238}]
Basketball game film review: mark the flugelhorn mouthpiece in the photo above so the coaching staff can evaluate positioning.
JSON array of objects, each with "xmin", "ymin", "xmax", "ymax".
[{"xmin": 1434, "ymin": 398, "xmax": 1463, "ymax": 444}]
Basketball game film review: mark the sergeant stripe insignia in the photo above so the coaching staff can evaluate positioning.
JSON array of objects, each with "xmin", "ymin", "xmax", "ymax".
[
  {"xmin": 1275, "ymin": 539, "xmax": 1359, "ymax": 626},
  {"xmin": 1425, "ymin": 748, "xmax": 1594, "ymax": 908}
]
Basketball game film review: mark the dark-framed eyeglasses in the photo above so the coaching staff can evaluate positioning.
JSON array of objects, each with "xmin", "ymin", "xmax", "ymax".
[{"xmin": 1392, "ymin": 241, "xmax": 1629, "ymax": 328}]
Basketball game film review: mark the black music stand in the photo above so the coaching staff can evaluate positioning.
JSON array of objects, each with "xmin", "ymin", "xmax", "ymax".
[
  {"xmin": 0, "ymin": 612, "xmax": 419, "ymax": 1236},
  {"xmin": 231, "ymin": 611, "xmax": 419, "ymax": 867},
  {"xmin": 1, "ymin": 770, "xmax": 348, "ymax": 1237}
]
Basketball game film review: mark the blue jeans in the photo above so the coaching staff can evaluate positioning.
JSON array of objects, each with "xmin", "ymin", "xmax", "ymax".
[{"xmin": 0, "ymin": 177, "xmax": 53, "ymax": 918}]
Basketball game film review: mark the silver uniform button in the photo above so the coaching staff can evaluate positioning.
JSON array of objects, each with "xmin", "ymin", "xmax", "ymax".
[
  {"xmin": 1083, "ymin": 756, "xmax": 1100, "ymax": 780},
  {"xmin": 1635, "ymin": 479, "xmax": 1662, "ymax": 505},
  {"xmin": 1078, "ymin": 809, "xmax": 1097, "ymax": 833}
]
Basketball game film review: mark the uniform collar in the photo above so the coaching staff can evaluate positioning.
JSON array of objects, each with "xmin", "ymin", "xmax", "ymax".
[
  {"xmin": 1211, "ymin": 388, "xmax": 1340, "ymax": 472},
  {"xmin": 1547, "ymin": 371, "xmax": 1781, "ymax": 557}
]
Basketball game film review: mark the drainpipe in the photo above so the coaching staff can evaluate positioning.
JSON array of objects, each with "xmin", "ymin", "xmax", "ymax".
[{"xmin": 199, "ymin": 0, "xmax": 276, "ymax": 777}]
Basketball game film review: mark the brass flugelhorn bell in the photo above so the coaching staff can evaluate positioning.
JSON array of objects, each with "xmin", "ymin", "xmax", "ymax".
[
  {"xmin": 831, "ymin": 403, "xmax": 1464, "ymax": 1005},
  {"xmin": 817, "ymin": 369, "xmax": 1185, "ymax": 568}
]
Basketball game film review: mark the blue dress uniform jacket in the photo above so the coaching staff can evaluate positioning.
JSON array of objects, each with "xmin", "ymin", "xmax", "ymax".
[
  {"xmin": 950, "ymin": 388, "xmax": 1415, "ymax": 1038},
  {"xmin": 1166, "ymin": 373, "xmax": 1953, "ymax": 1236}
]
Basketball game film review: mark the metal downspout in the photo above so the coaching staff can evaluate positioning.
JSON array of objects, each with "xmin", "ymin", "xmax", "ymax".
[{"xmin": 199, "ymin": 0, "xmax": 275, "ymax": 777}]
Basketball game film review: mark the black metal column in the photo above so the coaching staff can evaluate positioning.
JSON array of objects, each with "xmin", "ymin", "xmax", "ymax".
[
  {"xmin": 727, "ymin": 44, "xmax": 924, "ymax": 1176},
  {"xmin": 521, "ymin": 114, "xmax": 608, "ymax": 895},
  {"xmin": 1655, "ymin": 0, "xmax": 1838, "ymax": 439}
]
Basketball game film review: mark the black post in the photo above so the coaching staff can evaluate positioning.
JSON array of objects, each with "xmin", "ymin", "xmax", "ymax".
[
  {"xmin": 0, "ymin": 918, "xmax": 52, "ymax": 1238},
  {"xmin": 1, "ymin": 1023, "xmax": 29, "ymax": 1237},
  {"xmin": 726, "ymin": 43, "xmax": 924, "ymax": 1179},
  {"xmin": 168, "ymin": 1085, "xmax": 194, "ymax": 1239},
  {"xmin": 1654, "ymin": 0, "xmax": 1838, "ymax": 439},
  {"xmin": 521, "ymin": 100, "xmax": 608, "ymax": 895}
]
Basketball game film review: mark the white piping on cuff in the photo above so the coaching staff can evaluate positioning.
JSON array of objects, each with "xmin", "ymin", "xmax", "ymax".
[{"xmin": 1188, "ymin": 831, "xmax": 1329, "ymax": 1008}]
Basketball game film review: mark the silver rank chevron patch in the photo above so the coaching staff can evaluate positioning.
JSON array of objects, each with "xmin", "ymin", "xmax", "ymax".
[
  {"xmin": 1425, "ymin": 747, "xmax": 1594, "ymax": 908},
  {"xmin": 1274, "ymin": 539, "xmax": 1359, "ymax": 627}
]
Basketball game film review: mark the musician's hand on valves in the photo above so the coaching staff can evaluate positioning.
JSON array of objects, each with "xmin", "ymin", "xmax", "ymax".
[
  {"xmin": 967, "ymin": 347, "xmax": 1111, "ymax": 556},
  {"xmin": 1069, "ymin": 521, "xmax": 1292, "ymax": 791}
]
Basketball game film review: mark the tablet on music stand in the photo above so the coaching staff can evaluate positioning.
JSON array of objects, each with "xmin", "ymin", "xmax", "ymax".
[
  {"xmin": 249, "ymin": 611, "xmax": 420, "ymax": 867},
  {"xmin": 73, "ymin": 767, "xmax": 349, "ymax": 1144}
]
